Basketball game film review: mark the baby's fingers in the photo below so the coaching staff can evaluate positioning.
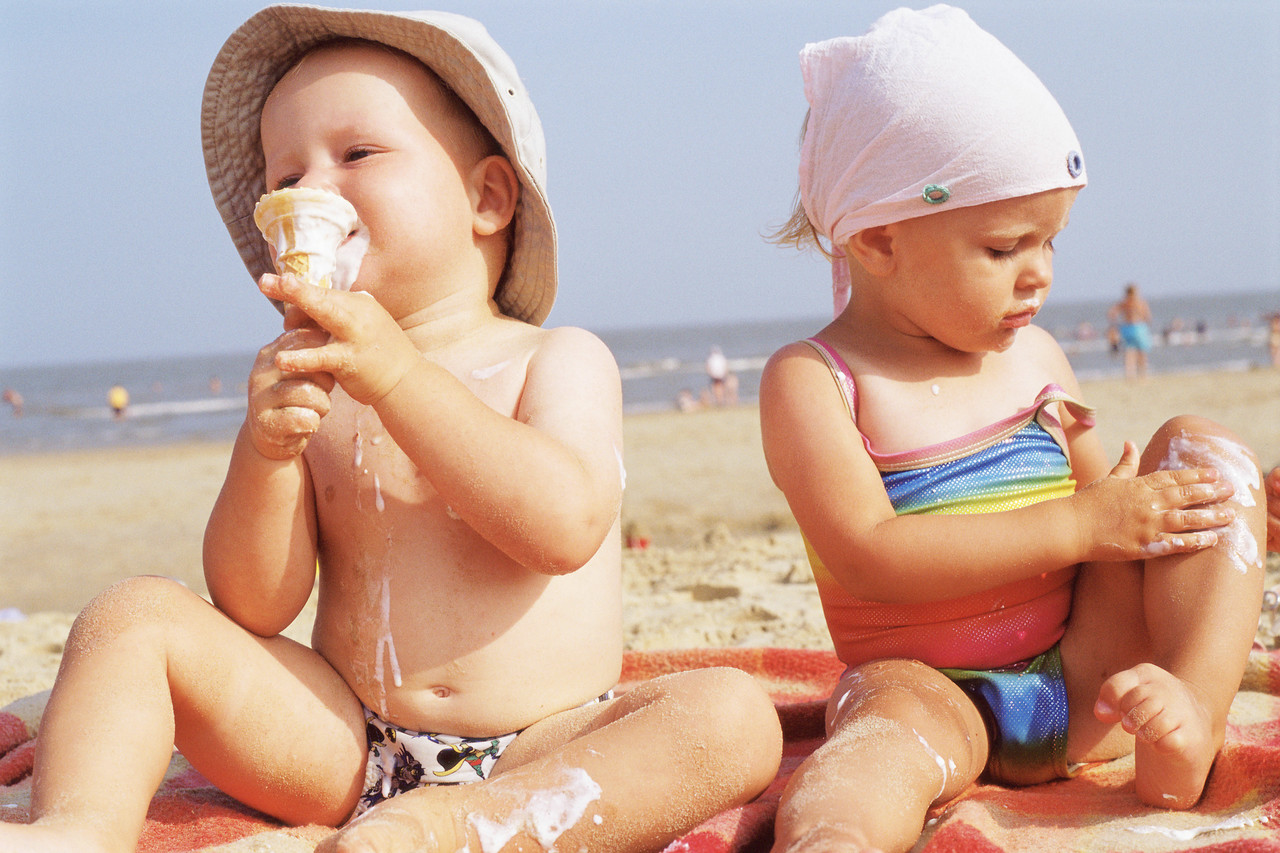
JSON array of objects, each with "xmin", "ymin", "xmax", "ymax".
[
  {"xmin": 1107, "ymin": 441, "xmax": 1141, "ymax": 480},
  {"xmin": 1149, "ymin": 468, "xmax": 1235, "ymax": 508},
  {"xmin": 1164, "ymin": 505, "xmax": 1236, "ymax": 533},
  {"xmin": 255, "ymin": 407, "xmax": 321, "ymax": 459},
  {"xmin": 270, "ymin": 375, "xmax": 334, "ymax": 415},
  {"xmin": 1142, "ymin": 530, "xmax": 1220, "ymax": 558},
  {"xmin": 275, "ymin": 343, "xmax": 336, "ymax": 377},
  {"xmin": 262, "ymin": 404, "xmax": 322, "ymax": 438}
]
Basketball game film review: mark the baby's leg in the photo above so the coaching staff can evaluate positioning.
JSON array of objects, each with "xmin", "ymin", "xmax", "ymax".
[
  {"xmin": 1063, "ymin": 415, "xmax": 1265, "ymax": 809},
  {"xmin": 771, "ymin": 659, "xmax": 989, "ymax": 853},
  {"xmin": 0, "ymin": 576, "xmax": 368, "ymax": 853},
  {"xmin": 315, "ymin": 666, "xmax": 781, "ymax": 853}
]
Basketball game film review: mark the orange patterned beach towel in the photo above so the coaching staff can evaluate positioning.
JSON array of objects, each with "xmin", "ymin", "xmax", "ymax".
[{"xmin": 3, "ymin": 647, "xmax": 1280, "ymax": 852}]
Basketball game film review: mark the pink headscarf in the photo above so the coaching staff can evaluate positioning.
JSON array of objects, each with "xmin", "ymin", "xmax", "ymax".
[{"xmin": 798, "ymin": 5, "xmax": 1087, "ymax": 316}]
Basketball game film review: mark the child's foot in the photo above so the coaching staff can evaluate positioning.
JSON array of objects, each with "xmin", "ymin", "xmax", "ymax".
[
  {"xmin": 0, "ymin": 822, "xmax": 112, "ymax": 853},
  {"xmin": 1095, "ymin": 663, "xmax": 1221, "ymax": 809},
  {"xmin": 315, "ymin": 793, "xmax": 460, "ymax": 853},
  {"xmin": 773, "ymin": 821, "xmax": 885, "ymax": 853}
]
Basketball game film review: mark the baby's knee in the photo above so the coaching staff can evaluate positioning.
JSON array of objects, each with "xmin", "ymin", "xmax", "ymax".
[
  {"xmin": 681, "ymin": 666, "xmax": 780, "ymax": 736},
  {"xmin": 1143, "ymin": 417, "xmax": 1262, "ymax": 504},
  {"xmin": 1142, "ymin": 416, "xmax": 1259, "ymax": 477},
  {"xmin": 69, "ymin": 575, "xmax": 201, "ymax": 648},
  {"xmin": 828, "ymin": 659, "xmax": 976, "ymax": 732},
  {"xmin": 826, "ymin": 659, "xmax": 989, "ymax": 786},
  {"xmin": 647, "ymin": 666, "xmax": 782, "ymax": 776},
  {"xmin": 1141, "ymin": 416, "xmax": 1265, "ymax": 578}
]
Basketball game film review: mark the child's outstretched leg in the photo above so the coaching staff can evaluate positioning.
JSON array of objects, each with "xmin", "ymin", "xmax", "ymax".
[
  {"xmin": 1063, "ymin": 415, "xmax": 1265, "ymax": 809},
  {"xmin": 316, "ymin": 666, "xmax": 782, "ymax": 853},
  {"xmin": 770, "ymin": 659, "xmax": 989, "ymax": 853},
  {"xmin": 0, "ymin": 575, "xmax": 368, "ymax": 853}
]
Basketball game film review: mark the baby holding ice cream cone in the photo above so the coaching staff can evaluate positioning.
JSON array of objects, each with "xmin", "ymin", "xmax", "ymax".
[
  {"xmin": 0, "ymin": 7, "xmax": 781, "ymax": 852},
  {"xmin": 758, "ymin": 7, "xmax": 1264, "ymax": 851}
]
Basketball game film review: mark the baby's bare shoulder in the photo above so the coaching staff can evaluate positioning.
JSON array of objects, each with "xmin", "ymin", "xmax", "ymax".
[
  {"xmin": 525, "ymin": 326, "xmax": 621, "ymax": 395},
  {"xmin": 1015, "ymin": 324, "xmax": 1079, "ymax": 384},
  {"xmin": 528, "ymin": 325, "xmax": 615, "ymax": 364},
  {"xmin": 460, "ymin": 321, "xmax": 615, "ymax": 373},
  {"xmin": 516, "ymin": 325, "xmax": 622, "ymax": 442}
]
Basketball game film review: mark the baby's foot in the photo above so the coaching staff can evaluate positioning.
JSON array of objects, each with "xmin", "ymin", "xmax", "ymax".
[
  {"xmin": 315, "ymin": 794, "xmax": 458, "ymax": 853},
  {"xmin": 0, "ymin": 822, "xmax": 111, "ymax": 853},
  {"xmin": 1095, "ymin": 663, "xmax": 1221, "ymax": 809},
  {"xmin": 772, "ymin": 821, "xmax": 885, "ymax": 853}
]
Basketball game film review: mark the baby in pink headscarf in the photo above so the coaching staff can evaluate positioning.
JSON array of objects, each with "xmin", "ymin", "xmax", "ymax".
[{"xmin": 760, "ymin": 6, "xmax": 1264, "ymax": 851}]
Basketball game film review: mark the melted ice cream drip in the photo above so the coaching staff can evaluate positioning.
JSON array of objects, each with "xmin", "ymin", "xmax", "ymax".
[
  {"xmin": 467, "ymin": 766, "xmax": 603, "ymax": 852},
  {"xmin": 471, "ymin": 359, "xmax": 512, "ymax": 381},
  {"xmin": 353, "ymin": 407, "xmax": 399, "ymax": 711},
  {"xmin": 375, "ymin": 563, "xmax": 402, "ymax": 691}
]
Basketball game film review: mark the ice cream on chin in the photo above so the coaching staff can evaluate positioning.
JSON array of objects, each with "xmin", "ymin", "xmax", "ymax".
[{"xmin": 253, "ymin": 187, "xmax": 367, "ymax": 290}]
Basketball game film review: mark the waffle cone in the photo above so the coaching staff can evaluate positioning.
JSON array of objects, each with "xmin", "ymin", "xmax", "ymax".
[{"xmin": 253, "ymin": 188, "xmax": 361, "ymax": 289}]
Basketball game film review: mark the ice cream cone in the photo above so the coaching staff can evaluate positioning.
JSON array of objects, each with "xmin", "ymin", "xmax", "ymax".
[{"xmin": 253, "ymin": 187, "xmax": 362, "ymax": 289}]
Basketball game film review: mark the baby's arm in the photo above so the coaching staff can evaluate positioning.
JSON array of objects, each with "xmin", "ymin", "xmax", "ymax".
[
  {"xmin": 203, "ymin": 307, "xmax": 331, "ymax": 635},
  {"xmin": 759, "ymin": 344, "xmax": 1234, "ymax": 604},
  {"xmin": 377, "ymin": 327, "xmax": 623, "ymax": 573},
  {"xmin": 262, "ymin": 274, "xmax": 624, "ymax": 574}
]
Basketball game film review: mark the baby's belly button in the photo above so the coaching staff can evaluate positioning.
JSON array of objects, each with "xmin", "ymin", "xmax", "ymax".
[{"xmin": 430, "ymin": 685, "xmax": 453, "ymax": 699}]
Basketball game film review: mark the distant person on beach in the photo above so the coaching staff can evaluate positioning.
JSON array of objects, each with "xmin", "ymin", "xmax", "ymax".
[
  {"xmin": 675, "ymin": 387, "xmax": 702, "ymax": 412},
  {"xmin": 760, "ymin": 8, "xmax": 1262, "ymax": 852},
  {"xmin": 704, "ymin": 345, "xmax": 738, "ymax": 405},
  {"xmin": 0, "ymin": 8, "xmax": 780, "ymax": 853},
  {"xmin": 107, "ymin": 384, "xmax": 129, "ymax": 418},
  {"xmin": 1269, "ymin": 314, "xmax": 1280, "ymax": 368},
  {"xmin": 1108, "ymin": 281, "xmax": 1153, "ymax": 380},
  {"xmin": 2, "ymin": 388, "xmax": 22, "ymax": 417}
]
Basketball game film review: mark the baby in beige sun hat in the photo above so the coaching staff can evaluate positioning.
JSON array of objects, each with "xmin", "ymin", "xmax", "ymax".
[{"xmin": 0, "ymin": 6, "xmax": 782, "ymax": 852}]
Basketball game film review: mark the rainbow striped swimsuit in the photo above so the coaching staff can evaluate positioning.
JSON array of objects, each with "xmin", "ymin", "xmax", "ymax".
[{"xmin": 800, "ymin": 337, "xmax": 1096, "ymax": 672}]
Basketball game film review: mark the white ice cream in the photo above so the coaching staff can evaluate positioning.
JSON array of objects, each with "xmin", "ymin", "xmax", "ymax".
[{"xmin": 253, "ymin": 187, "xmax": 367, "ymax": 290}]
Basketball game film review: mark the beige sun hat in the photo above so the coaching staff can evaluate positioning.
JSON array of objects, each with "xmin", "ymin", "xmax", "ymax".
[{"xmin": 202, "ymin": 4, "xmax": 557, "ymax": 325}]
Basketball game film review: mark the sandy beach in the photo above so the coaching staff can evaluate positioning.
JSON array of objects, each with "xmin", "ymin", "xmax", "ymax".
[{"xmin": 3, "ymin": 367, "xmax": 1280, "ymax": 712}]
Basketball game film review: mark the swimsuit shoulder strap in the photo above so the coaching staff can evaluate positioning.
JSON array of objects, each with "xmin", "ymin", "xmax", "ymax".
[
  {"xmin": 800, "ymin": 336, "xmax": 858, "ymax": 422},
  {"xmin": 797, "ymin": 337, "xmax": 1097, "ymax": 465},
  {"xmin": 1032, "ymin": 384, "xmax": 1096, "ymax": 429}
]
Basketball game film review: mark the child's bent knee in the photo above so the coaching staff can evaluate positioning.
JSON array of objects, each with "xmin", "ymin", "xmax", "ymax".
[
  {"xmin": 72, "ymin": 576, "xmax": 205, "ymax": 644},
  {"xmin": 673, "ymin": 666, "xmax": 779, "ymax": 730},
  {"xmin": 1137, "ymin": 416, "xmax": 1265, "ymax": 579},
  {"xmin": 1143, "ymin": 416, "xmax": 1257, "ymax": 471},
  {"xmin": 830, "ymin": 660, "xmax": 964, "ymax": 725},
  {"xmin": 652, "ymin": 666, "xmax": 782, "ymax": 775}
]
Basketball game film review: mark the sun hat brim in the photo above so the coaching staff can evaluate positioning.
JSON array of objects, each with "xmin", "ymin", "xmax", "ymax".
[{"xmin": 202, "ymin": 4, "xmax": 557, "ymax": 325}]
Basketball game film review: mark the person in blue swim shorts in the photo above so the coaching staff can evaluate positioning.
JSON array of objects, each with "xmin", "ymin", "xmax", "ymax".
[{"xmin": 1110, "ymin": 281, "xmax": 1154, "ymax": 380}]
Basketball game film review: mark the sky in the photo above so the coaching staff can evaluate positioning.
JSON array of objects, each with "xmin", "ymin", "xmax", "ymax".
[{"xmin": 3, "ymin": 0, "xmax": 1278, "ymax": 369}]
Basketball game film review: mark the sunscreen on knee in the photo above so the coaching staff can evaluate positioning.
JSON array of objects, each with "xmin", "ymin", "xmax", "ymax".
[{"xmin": 1159, "ymin": 433, "xmax": 1261, "ymax": 574}]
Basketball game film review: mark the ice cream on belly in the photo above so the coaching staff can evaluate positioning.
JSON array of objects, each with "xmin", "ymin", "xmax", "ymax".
[{"xmin": 253, "ymin": 187, "xmax": 367, "ymax": 290}]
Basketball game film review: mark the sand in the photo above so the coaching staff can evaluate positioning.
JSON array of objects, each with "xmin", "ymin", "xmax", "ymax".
[{"xmin": 3, "ymin": 367, "xmax": 1280, "ymax": 713}]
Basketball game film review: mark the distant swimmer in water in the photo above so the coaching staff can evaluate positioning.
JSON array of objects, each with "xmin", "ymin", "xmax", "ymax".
[{"xmin": 108, "ymin": 385, "xmax": 129, "ymax": 419}]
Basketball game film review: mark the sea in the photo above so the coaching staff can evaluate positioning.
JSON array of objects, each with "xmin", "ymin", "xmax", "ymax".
[{"xmin": 2, "ymin": 290, "xmax": 1277, "ymax": 456}]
